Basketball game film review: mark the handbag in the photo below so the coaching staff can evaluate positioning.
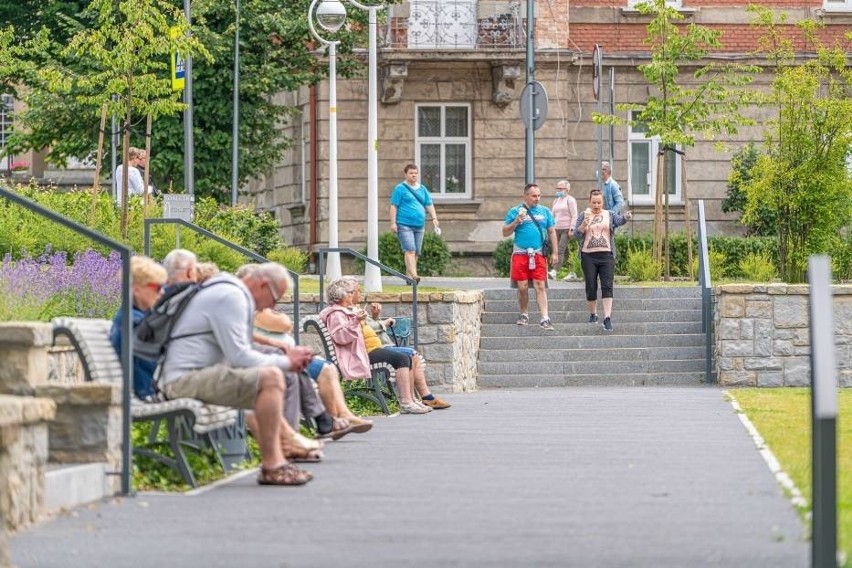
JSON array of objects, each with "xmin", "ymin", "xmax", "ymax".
[{"xmin": 523, "ymin": 205, "xmax": 552, "ymax": 258}]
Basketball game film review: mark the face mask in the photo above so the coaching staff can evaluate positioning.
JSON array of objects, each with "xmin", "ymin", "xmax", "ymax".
[{"xmin": 555, "ymin": 191, "xmax": 565, "ymax": 198}]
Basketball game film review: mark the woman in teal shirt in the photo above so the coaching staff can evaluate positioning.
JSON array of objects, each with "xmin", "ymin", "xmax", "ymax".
[{"xmin": 389, "ymin": 163, "xmax": 440, "ymax": 283}]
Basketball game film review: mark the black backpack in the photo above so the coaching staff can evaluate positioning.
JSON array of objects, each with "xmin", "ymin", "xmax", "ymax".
[{"xmin": 134, "ymin": 280, "xmax": 234, "ymax": 362}]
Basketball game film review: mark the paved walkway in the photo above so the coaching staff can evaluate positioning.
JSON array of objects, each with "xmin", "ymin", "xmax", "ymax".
[{"xmin": 11, "ymin": 387, "xmax": 807, "ymax": 568}]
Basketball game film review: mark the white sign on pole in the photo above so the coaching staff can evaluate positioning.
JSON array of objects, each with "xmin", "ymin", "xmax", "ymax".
[{"xmin": 162, "ymin": 194, "xmax": 195, "ymax": 223}]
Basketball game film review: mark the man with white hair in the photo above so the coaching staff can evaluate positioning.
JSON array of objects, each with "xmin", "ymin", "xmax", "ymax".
[
  {"xmin": 158, "ymin": 262, "xmax": 315, "ymax": 486},
  {"xmin": 162, "ymin": 248, "xmax": 198, "ymax": 289},
  {"xmin": 600, "ymin": 161, "xmax": 624, "ymax": 214}
]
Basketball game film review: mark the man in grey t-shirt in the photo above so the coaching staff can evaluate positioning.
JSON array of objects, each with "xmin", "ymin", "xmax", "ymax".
[{"xmin": 159, "ymin": 262, "xmax": 315, "ymax": 486}]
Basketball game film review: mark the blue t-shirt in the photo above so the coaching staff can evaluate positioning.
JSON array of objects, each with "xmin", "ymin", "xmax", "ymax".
[
  {"xmin": 110, "ymin": 306, "xmax": 158, "ymax": 399},
  {"xmin": 391, "ymin": 182, "xmax": 433, "ymax": 228},
  {"xmin": 504, "ymin": 204, "xmax": 555, "ymax": 250}
]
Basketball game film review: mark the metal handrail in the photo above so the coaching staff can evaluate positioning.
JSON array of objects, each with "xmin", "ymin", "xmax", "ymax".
[
  {"xmin": 316, "ymin": 247, "xmax": 419, "ymax": 349},
  {"xmin": 0, "ymin": 186, "xmax": 134, "ymax": 496},
  {"xmin": 143, "ymin": 218, "xmax": 300, "ymax": 342},
  {"xmin": 697, "ymin": 200, "xmax": 715, "ymax": 384}
]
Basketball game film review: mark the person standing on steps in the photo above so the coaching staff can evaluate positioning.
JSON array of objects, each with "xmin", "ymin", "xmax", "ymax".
[
  {"xmin": 574, "ymin": 189, "xmax": 632, "ymax": 333},
  {"xmin": 389, "ymin": 164, "xmax": 439, "ymax": 284},
  {"xmin": 502, "ymin": 183, "xmax": 559, "ymax": 331},
  {"xmin": 550, "ymin": 179, "xmax": 578, "ymax": 280},
  {"xmin": 600, "ymin": 161, "xmax": 624, "ymax": 214}
]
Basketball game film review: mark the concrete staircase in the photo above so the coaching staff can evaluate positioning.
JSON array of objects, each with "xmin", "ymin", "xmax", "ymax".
[{"xmin": 477, "ymin": 284, "xmax": 707, "ymax": 387}]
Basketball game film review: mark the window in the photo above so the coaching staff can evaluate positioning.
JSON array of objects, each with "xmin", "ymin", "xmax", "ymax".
[
  {"xmin": 823, "ymin": 0, "xmax": 852, "ymax": 11},
  {"xmin": 415, "ymin": 104, "xmax": 471, "ymax": 198},
  {"xmin": 627, "ymin": 0, "xmax": 682, "ymax": 9},
  {"xmin": 0, "ymin": 95, "xmax": 12, "ymax": 170},
  {"xmin": 627, "ymin": 112, "xmax": 681, "ymax": 205}
]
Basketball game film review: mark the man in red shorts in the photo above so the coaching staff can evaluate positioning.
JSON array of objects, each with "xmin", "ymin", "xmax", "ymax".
[{"xmin": 502, "ymin": 183, "xmax": 559, "ymax": 331}]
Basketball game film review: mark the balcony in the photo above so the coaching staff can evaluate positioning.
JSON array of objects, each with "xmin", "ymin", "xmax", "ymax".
[{"xmin": 381, "ymin": 0, "xmax": 526, "ymax": 51}]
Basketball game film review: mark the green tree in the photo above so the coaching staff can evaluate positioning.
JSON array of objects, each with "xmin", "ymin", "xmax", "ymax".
[
  {"xmin": 741, "ymin": 9, "xmax": 852, "ymax": 283},
  {"xmin": 721, "ymin": 143, "xmax": 776, "ymax": 236},
  {"xmin": 5, "ymin": 0, "xmax": 383, "ymax": 201},
  {"xmin": 593, "ymin": 0, "xmax": 758, "ymax": 279}
]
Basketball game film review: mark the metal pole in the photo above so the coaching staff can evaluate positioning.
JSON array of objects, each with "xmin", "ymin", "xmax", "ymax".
[
  {"xmin": 524, "ymin": 0, "xmax": 535, "ymax": 184},
  {"xmin": 110, "ymin": 101, "xmax": 118, "ymax": 203},
  {"xmin": 231, "ymin": 0, "xmax": 240, "ymax": 206},
  {"xmin": 326, "ymin": 41, "xmax": 342, "ymax": 281},
  {"xmin": 363, "ymin": 4, "xmax": 382, "ymax": 292},
  {"xmin": 809, "ymin": 255, "xmax": 837, "ymax": 568},
  {"xmin": 596, "ymin": 49, "xmax": 603, "ymax": 191},
  {"xmin": 183, "ymin": 0, "xmax": 194, "ymax": 196}
]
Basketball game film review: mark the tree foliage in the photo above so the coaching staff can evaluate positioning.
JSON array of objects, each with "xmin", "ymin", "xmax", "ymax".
[
  {"xmin": 4, "ymin": 0, "xmax": 383, "ymax": 201},
  {"xmin": 721, "ymin": 143, "xmax": 776, "ymax": 236},
  {"xmin": 741, "ymin": 8, "xmax": 852, "ymax": 283}
]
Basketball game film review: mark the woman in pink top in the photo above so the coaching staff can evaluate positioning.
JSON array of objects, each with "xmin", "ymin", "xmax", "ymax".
[{"xmin": 550, "ymin": 179, "xmax": 577, "ymax": 279}]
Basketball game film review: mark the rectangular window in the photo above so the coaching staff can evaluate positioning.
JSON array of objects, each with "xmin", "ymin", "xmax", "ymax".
[
  {"xmin": 627, "ymin": 0, "xmax": 682, "ymax": 8},
  {"xmin": 0, "ymin": 95, "xmax": 13, "ymax": 170},
  {"xmin": 823, "ymin": 0, "xmax": 852, "ymax": 11},
  {"xmin": 627, "ymin": 111, "xmax": 681, "ymax": 205},
  {"xmin": 415, "ymin": 103, "xmax": 471, "ymax": 198}
]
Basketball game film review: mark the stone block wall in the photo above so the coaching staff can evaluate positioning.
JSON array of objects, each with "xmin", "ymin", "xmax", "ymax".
[
  {"xmin": 292, "ymin": 290, "xmax": 484, "ymax": 392},
  {"xmin": 714, "ymin": 284, "xmax": 852, "ymax": 387}
]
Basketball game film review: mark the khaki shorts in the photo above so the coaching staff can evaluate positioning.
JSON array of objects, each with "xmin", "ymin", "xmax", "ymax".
[{"xmin": 161, "ymin": 364, "xmax": 261, "ymax": 409}]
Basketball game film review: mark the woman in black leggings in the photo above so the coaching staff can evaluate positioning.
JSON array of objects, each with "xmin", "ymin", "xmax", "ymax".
[{"xmin": 574, "ymin": 189, "xmax": 632, "ymax": 332}]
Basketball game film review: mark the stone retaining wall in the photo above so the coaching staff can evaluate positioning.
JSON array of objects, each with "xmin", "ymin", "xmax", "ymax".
[
  {"xmin": 292, "ymin": 290, "xmax": 484, "ymax": 392},
  {"xmin": 714, "ymin": 284, "xmax": 852, "ymax": 387}
]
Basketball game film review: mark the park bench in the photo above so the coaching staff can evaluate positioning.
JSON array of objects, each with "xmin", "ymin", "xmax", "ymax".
[
  {"xmin": 51, "ymin": 317, "xmax": 245, "ymax": 488},
  {"xmin": 299, "ymin": 315, "xmax": 399, "ymax": 415}
]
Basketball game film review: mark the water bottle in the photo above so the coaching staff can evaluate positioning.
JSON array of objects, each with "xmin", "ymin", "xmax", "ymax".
[{"xmin": 527, "ymin": 248, "xmax": 535, "ymax": 270}]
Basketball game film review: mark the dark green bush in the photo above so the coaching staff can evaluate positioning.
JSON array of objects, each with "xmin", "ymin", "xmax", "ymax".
[
  {"xmin": 355, "ymin": 231, "xmax": 451, "ymax": 276},
  {"xmin": 493, "ymin": 238, "xmax": 514, "ymax": 277}
]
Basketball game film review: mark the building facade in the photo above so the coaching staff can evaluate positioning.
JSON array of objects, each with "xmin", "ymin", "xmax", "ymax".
[{"xmin": 245, "ymin": 0, "xmax": 851, "ymax": 273}]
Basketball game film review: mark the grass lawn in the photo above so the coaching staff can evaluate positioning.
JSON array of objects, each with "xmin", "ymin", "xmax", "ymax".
[{"xmin": 730, "ymin": 388, "xmax": 852, "ymax": 563}]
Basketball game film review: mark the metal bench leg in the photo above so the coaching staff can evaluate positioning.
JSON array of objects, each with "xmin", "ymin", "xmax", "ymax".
[
  {"xmin": 371, "ymin": 371, "xmax": 391, "ymax": 415},
  {"xmin": 167, "ymin": 417, "xmax": 197, "ymax": 488}
]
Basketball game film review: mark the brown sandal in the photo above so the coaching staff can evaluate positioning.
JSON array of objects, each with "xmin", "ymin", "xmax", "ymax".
[
  {"xmin": 257, "ymin": 463, "xmax": 313, "ymax": 486},
  {"xmin": 284, "ymin": 446, "xmax": 323, "ymax": 463}
]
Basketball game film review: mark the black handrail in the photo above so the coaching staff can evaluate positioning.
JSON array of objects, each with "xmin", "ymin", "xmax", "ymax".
[
  {"xmin": 0, "ymin": 186, "xmax": 134, "ymax": 496},
  {"xmin": 143, "ymin": 218, "xmax": 300, "ymax": 342},
  {"xmin": 316, "ymin": 247, "xmax": 419, "ymax": 349},
  {"xmin": 697, "ymin": 200, "xmax": 715, "ymax": 384}
]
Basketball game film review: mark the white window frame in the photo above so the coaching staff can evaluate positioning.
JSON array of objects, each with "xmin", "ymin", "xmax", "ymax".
[
  {"xmin": 627, "ymin": 112, "xmax": 682, "ymax": 206},
  {"xmin": 414, "ymin": 103, "xmax": 472, "ymax": 199},
  {"xmin": 627, "ymin": 0, "xmax": 683, "ymax": 9},
  {"xmin": 0, "ymin": 94, "xmax": 13, "ymax": 170},
  {"xmin": 823, "ymin": 0, "xmax": 852, "ymax": 11}
]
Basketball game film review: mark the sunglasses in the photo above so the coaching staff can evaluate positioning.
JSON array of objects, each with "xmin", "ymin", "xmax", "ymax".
[
  {"xmin": 145, "ymin": 282, "xmax": 163, "ymax": 293},
  {"xmin": 266, "ymin": 279, "xmax": 283, "ymax": 304}
]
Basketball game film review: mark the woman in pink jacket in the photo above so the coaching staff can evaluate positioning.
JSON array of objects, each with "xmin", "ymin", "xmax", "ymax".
[
  {"xmin": 550, "ymin": 179, "xmax": 578, "ymax": 280},
  {"xmin": 319, "ymin": 277, "xmax": 430, "ymax": 414}
]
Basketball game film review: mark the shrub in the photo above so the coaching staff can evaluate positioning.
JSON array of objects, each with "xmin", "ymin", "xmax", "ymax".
[
  {"xmin": 625, "ymin": 244, "xmax": 662, "ymax": 282},
  {"xmin": 493, "ymin": 239, "xmax": 514, "ymax": 277},
  {"xmin": 738, "ymin": 251, "xmax": 778, "ymax": 282},
  {"xmin": 692, "ymin": 250, "xmax": 729, "ymax": 281},
  {"xmin": 266, "ymin": 246, "xmax": 309, "ymax": 274},
  {"xmin": 356, "ymin": 232, "xmax": 450, "ymax": 276}
]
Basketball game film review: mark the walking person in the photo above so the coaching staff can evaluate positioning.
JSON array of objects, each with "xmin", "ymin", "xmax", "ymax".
[
  {"xmin": 549, "ymin": 179, "xmax": 578, "ymax": 280},
  {"xmin": 389, "ymin": 164, "xmax": 440, "ymax": 283},
  {"xmin": 574, "ymin": 189, "xmax": 632, "ymax": 332},
  {"xmin": 502, "ymin": 183, "xmax": 559, "ymax": 331},
  {"xmin": 600, "ymin": 161, "xmax": 624, "ymax": 214}
]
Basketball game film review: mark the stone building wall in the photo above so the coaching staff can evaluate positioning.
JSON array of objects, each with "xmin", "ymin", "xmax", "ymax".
[{"xmin": 714, "ymin": 284, "xmax": 852, "ymax": 387}]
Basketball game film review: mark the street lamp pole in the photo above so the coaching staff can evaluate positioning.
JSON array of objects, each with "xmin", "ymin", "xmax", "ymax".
[
  {"xmin": 308, "ymin": 0, "xmax": 346, "ymax": 282},
  {"xmin": 348, "ymin": 0, "xmax": 384, "ymax": 293},
  {"xmin": 231, "ymin": 0, "xmax": 240, "ymax": 206},
  {"xmin": 183, "ymin": 0, "xmax": 194, "ymax": 196}
]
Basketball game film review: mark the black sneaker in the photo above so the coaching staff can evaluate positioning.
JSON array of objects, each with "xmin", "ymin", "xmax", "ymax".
[
  {"xmin": 602, "ymin": 317, "xmax": 612, "ymax": 332},
  {"xmin": 588, "ymin": 313, "xmax": 599, "ymax": 324}
]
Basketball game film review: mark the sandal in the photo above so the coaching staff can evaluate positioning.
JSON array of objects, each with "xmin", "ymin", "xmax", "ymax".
[
  {"xmin": 284, "ymin": 446, "xmax": 323, "ymax": 463},
  {"xmin": 257, "ymin": 463, "xmax": 313, "ymax": 486},
  {"xmin": 346, "ymin": 416, "xmax": 374, "ymax": 434},
  {"xmin": 317, "ymin": 417, "xmax": 355, "ymax": 441},
  {"xmin": 292, "ymin": 432, "xmax": 323, "ymax": 451}
]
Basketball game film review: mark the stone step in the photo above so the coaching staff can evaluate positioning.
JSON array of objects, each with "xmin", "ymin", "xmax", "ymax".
[
  {"xmin": 478, "ymin": 372, "xmax": 707, "ymax": 388},
  {"xmin": 478, "ymin": 358, "xmax": 705, "ymax": 376},
  {"xmin": 479, "ymin": 333, "xmax": 706, "ymax": 350},
  {"xmin": 45, "ymin": 463, "xmax": 111, "ymax": 513},
  {"xmin": 477, "ymin": 345, "xmax": 707, "ymax": 362},
  {"xmin": 482, "ymin": 297, "xmax": 702, "ymax": 313},
  {"xmin": 481, "ymin": 309, "xmax": 703, "ymax": 324},
  {"xmin": 482, "ymin": 286, "xmax": 703, "ymax": 301},
  {"xmin": 479, "ymin": 321, "xmax": 704, "ymax": 337}
]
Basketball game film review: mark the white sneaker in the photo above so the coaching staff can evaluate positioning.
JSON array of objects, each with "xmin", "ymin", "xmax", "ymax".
[
  {"xmin": 563, "ymin": 272, "xmax": 577, "ymax": 281},
  {"xmin": 414, "ymin": 400, "xmax": 433, "ymax": 413},
  {"xmin": 548, "ymin": 270, "xmax": 556, "ymax": 280},
  {"xmin": 400, "ymin": 402, "xmax": 430, "ymax": 414}
]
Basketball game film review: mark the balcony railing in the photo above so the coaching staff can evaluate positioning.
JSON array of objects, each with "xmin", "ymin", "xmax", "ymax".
[{"xmin": 381, "ymin": 0, "xmax": 526, "ymax": 50}]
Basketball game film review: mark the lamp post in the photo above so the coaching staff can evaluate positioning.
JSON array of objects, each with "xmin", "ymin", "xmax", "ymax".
[
  {"xmin": 348, "ymin": 0, "xmax": 385, "ymax": 293},
  {"xmin": 183, "ymin": 0, "xmax": 194, "ymax": 196},
  {"xmin": 231, "ymin": 0, "xmax": 240, "ymax": 206},
  {"xmin": 308, "ymin": 0, "xmax": 346, "ymax": 282}
]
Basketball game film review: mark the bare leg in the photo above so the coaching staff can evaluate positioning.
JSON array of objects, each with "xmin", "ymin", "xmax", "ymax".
[
  {"xmin": 245, "ymin": 413, "xmax": 300, "ymax": 446},
  {"xmin": 587, "ymin": 299, "xmax": 597, "ymax": 315},
  {"xmin": 254, "ymin": 367, "xmax": 287, "ymax": 470},
  {"xmin": 533, "ymin": 279, "xmax": 549, "ymax": 320},
  {"xmin": 395, "ymin": 367, "xmax": 415, "ymax": 404},
  {"xmin": 316, "ymin": 365, "xmax": 353, "ymax": 419},
  {"xmin": 411, "ymin": 354, "xmax": 431, "ymax": 398},
  {"xmin": 602, "ymin": 297, "xmax": 613, "ymax": 319},
  {"xmin": 404, "ymin": 251, "xmax": 419, "ymax": 278},
  {"xmin": 516, "ymin": 280, "xmax": 529, "ymax": 314}
]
